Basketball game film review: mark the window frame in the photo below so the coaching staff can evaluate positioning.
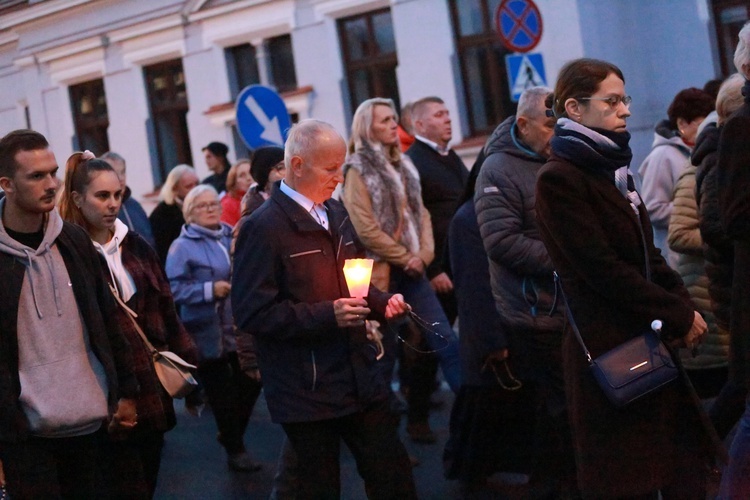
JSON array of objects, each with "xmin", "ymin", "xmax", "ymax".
[
  {"xmin": 712, "ymin": 0, "xmax": 750, "ymax": 76},
  {"xmin": 448, "ymin": 0, "xmax": 514, "ymax": 137},
  {"xmin": 338, "ymin": 7, "xmax": 401, "ymax": 113},
  {"xmin": 69, "ymin": 78, "xmax": 110, "ymax": 155}
]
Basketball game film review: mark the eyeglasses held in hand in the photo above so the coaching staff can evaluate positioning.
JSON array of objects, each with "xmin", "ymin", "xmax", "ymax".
[
  {"xmin": 387, "ymin": 310, "xmax": 450, "ymax": 354},
  {"xmin": 579, "ymin": 95, "xmax": 632, "ymax": 108}
]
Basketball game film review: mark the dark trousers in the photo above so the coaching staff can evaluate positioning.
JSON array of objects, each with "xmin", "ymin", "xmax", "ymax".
[
  {"xmin": 0, "ymin": 428, "xmax": 101, "ymax": 499},
  {"xmin": 198, "ymin": 352, "xmax": 262, "ymax": 455},
  {"xmin": 96, "ymin": 429, "xmax": 165, "ymax": 499},
  {"xmin": 281, "ymin": 399, "xmax": 417, "ymax": 500}
]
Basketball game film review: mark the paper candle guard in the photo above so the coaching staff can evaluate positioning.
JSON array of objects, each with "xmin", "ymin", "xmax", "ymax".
[{"xmin": 343, "ymin": 259, "xmax": 374, "ymax": 298}]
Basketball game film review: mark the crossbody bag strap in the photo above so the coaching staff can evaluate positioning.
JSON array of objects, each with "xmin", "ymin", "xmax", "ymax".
[{"xmin": 108, "ymin": 283, "xmax": 159, "ymax": 356}]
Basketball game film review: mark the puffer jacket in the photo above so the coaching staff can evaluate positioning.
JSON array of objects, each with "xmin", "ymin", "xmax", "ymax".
[
  {"xmin": 474, "ymin": 116, "xmax": 563, "ymax": 333},
  {"xmin": 668, "ymin": 152, "xmax": 728, "ymax": 370},
  {"xmin": 638, "ymin": 120, "xmax": 691, "ymax": 269},
  {"xmin": 694, "ymin": 123, "xmax": 734, "ymax": 332}
]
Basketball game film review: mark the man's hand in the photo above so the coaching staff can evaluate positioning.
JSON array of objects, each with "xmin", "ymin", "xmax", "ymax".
[
  {"xmin": 403, "ymin": 256, "xmax": 425, "ymax": 278},
  {"xmin": 108, "ymin": 398, "xmax": 138, "ymax": 434},
  {"xmin": 334, "ymin": 297, "xmax": 371, "ymax": 328},
  {"xmin": 0, "ymin": 459, "xmax": 5, "ymax": 487},
  {"xmin": 430, "ymin": 272, "xmax": 453, "ymax": 294},
  {"xmin": 213, "ymin": 280, "xmax": 231, "ymax": 299},
  {"xmin": 385, "ymin": 294, "xmax": 410, "ymax": 320},
  {"xmin": 682, "ymin": 311, "xmax": 708, "ymax": 350}
]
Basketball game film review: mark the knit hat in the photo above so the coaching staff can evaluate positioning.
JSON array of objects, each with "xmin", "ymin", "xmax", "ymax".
[
  {"xmin": 202, "ymin": 141, "xmax": 229, "ymax": 158},
  {"xmin": 251, "ymin": 146, "xmax": 285, "ymax": 191}
]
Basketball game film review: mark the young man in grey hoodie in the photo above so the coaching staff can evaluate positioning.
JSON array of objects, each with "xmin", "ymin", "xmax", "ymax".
[{"xmin": 0, "ymin": 130, "xmax": 139, "ymax": 499}]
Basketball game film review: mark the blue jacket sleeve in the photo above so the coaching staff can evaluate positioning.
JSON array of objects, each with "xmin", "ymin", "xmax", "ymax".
[{"xmin": 165, "ymin": 239, "xmax": 214, "ymax": 306}]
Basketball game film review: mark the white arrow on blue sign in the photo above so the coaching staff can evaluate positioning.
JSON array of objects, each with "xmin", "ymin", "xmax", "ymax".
[{"xmin": 235, "ymin": 85, "xmax": 291, "ymax": 149}]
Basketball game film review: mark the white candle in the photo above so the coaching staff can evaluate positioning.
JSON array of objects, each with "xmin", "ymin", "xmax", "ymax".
[{"xmin": 343, "ymin": 259, "xmax": 374, "ymax": 298}]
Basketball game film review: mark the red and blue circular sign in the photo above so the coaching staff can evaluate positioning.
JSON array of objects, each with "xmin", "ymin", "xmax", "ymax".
[{"xmin": 495, "ymin": 0, "xmax": 543, "ymax": 53}]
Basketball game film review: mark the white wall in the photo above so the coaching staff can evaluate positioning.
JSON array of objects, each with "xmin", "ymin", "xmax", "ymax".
[
  {"xmin": 576, "ymin": 0, "xmax": 717, "ymax": 169},
  {"xmin": 391, "ymin": 0, "xmax": 464, "ymax": 142}
]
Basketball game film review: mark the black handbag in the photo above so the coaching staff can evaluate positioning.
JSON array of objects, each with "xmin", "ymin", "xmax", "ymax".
[{"xmin": 557, "ymin": 169, "xmax": 678, "ymax": 408}]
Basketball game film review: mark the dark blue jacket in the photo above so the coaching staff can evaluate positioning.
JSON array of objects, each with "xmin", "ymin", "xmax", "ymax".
[
  {"xmin": 448, "ymin": 200, "xmax": 507, "ymax": 386},
  {"xmin": 232, "ymin": 188, "xmax": 391, "ymax": 423},
  {"xmin": 118, "ymin": 187, "xmax": 156, "ymax": 249}
]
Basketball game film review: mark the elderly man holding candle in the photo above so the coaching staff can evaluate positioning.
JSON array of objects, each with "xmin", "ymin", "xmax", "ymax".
[{"xmin": 232, "ymin": 119, "xmax": 417, "ymax": 499}]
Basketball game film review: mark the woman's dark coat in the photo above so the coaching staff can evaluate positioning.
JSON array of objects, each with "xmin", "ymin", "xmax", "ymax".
[
  {"xmin": 536, "ymin": 155, "xmax": 714, "ymax": 496},
  {"xmin": 717, "ymin": 90, "xmax": 750, "ymax": 390}
]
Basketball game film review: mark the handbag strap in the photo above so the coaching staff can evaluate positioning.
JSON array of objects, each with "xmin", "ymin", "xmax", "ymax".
[
  {"xmin": 558, "ymin": 168, "xmax": 653, "ymax": 364},
  {"xmin": 108, "ymin": 283, "xmax": 159, "ymax": 357}
]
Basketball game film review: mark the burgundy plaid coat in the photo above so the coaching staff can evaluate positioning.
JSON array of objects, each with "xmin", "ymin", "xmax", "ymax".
[{"xmin": 109, "ymin": 232, "xmax": 198, "ymax": 432}]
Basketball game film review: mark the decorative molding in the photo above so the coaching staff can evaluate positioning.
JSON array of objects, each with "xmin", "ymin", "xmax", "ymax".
[
  {"xmin": 311, "ymin": 0, "xmax": 389, "ymax": 20},
  {"xmin": 188, "ymin": 0, "xmax": 272, "ymax": 22},
  {"xmin": 47, "ymin": 47, "xmax": 105, "ymax": 85},
  {"xmin": 0, "ymin": 31, "xmax": 18, "ymax": 48},
  {"xmin": 35, "ymin": 36, "xmax": 103, "ymax": 64},
  {"xmin": 107, "ymin": 14, "xmax": 184, "ymax": 44},
  {"xmin": 198, "ymin": 0, "xmax": 293, "ymax": 48},
  {"xmin": 120, "ymin": 25, "xmax": 186, "ymax": 67},
  {"xmin": 0, "ymin": 0, "xmax": 93, "ymax": 30}
]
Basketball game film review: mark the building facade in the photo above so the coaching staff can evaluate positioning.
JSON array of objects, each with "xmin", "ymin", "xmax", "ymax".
[{"xmin": 0, "ymin": 0, "xmax": 741, "ymax": 203}]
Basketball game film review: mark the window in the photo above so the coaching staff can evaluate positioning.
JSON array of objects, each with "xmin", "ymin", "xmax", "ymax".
[
  {"xmin": 69, "ymin": 79, "xmax": 109, "ymax": 155},
  {"xmin": 338, "ymin": 9, "xmax": 400, "ymax": 113},
  {"xmin": 226, "ymin": 35, "xmax": 298, "ymax": 98},
  {"xmin": 267, "ymin": 34, "xmax": 298, "ymax": 93},
  {"xmin": 448, "ymin": 0, "xmax": 514, "ymax": 136},
  {"xmin": 226, "ymin": 43, "xmax": 260, "ymax": 100},
  {"xmin": 144, "ymin": 59, "xmax": 193, "ymax": 184},
  {"xmin": 712, "ymin": 0, "xmax": 750, "ymax": 76}
]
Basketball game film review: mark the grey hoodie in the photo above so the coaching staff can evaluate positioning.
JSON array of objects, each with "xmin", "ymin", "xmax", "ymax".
[{"xmin": 0, "ymin": 201, "xmax": 109, "ymax": 437}]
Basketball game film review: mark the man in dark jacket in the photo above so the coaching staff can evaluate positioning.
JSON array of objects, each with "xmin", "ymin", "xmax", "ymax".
[
  {"xmin": 475, "ymin": 87, "xmax": 575, "ymax": 492},
  {"xmin": 232, "ymin": 119, "xmax": 416, "ymax": 499},
  {"xmin": 201, "ymin": 141, "xmax": 231, "ymax": 194},
  {"xmin": 404, "ymin": 96, "xmax": 468, "ymax": 443},
  {"xmin": 0, "ymin": 130, "xmax": 138, "ymax": 498},
  {"xmin": 101, "ymin": 151, "xmax": 156, "ymax": 249}
]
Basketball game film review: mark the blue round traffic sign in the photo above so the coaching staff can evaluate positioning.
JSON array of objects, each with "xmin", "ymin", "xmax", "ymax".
[
  {"xmin": 495, "ymin": 0, "xmax": 543, "ymax": 53},
  {"xmin": 235, "ymin": 85, "xmax": 291, "ymax": 149}
]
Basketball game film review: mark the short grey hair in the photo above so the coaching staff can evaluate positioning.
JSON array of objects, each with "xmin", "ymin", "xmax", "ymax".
[
  {"xmin": 160, "ymin": 164, "xmax": 196, "ymax": 205},
  {"xmin": 182, "ymin": 184, "xmax": 219, "ymax": 223},
  {"xmin": 284, "ymin": 119, "xmax": 343, "ymax": 170},
  {"xmin": 717, "ymin": 73, "xmax": 745, "ymax": 124},
  {"xmin": 411, "ymin": 96, "xmax": 445, "ymax": 122},
  {"xmin": 516, "ymin": 86, "xmax": 552, "ymax": 120},
  {"xmin": 735, "ymin": 22, "xmax": 750, "ymax": 79},
  {"xmin": 100, "ymin": 151, "xmax": 125, "ymax": 165}
]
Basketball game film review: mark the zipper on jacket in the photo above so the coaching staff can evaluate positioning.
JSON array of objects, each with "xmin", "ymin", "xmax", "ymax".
[
  {"xmin": 310, "ymin": 351, "xmax": 317, "ymax": 391},
  {"xmin": 289, "ymin": 249, "xmax": 323, "ymax": 259}
]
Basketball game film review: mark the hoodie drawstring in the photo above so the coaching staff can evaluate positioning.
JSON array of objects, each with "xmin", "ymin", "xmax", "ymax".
[{"xmin": 23, "ymin": 248, "xmax": 44, "ymax": 319}]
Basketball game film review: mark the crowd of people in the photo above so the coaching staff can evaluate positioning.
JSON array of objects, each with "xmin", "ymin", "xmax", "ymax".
[{"xmin": 1, "ymin": 23, "xmax": 750, "ymax": 500}]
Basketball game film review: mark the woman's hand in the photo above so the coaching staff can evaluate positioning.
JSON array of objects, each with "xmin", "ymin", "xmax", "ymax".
[
  {"xmin": 385, "ymin": 294, "xmax": 410, "ymax": 320},
  {"xmin": 108, "ymin": 398, "xmax": 138, "ymax": 434},
  {"xmin": 213, "ymin": 280, "xmax": 231, "ymax": 299},
  {"xmin": 682, "ymin": 311, "xmax": 708, "ymax": 350},
  {"xmin": 403, "ymin": 256, "xmax": 425, "ymax": 278}
]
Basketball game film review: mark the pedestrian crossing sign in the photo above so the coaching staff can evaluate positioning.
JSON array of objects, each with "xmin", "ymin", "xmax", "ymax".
[{"xmin": 506, "ymin": 53, "xmax": 547, "ymax": 102}]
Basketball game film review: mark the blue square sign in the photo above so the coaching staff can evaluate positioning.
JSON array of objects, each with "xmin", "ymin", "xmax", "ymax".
[{"xmin": 506, "ymin": 53, "xmax": 547, "ymax": 102}]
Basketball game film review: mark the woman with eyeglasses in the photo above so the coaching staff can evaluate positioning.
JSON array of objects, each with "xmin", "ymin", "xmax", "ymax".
[
  {"xmin": 638, "ymin": 87, "xmax": 714, "ymax": 269},
  {"xmin": 166, "ymin": 185, "xmax": 262, "ymax": 473},
  {"xmin": 535, "ymin": 58, "xmax": 719, "ymax": 498},
  {"xmin": 58, "ymin": 152, "xmax": 198, "ymax": 498}
]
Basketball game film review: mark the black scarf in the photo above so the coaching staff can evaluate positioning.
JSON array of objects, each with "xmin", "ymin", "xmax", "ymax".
[{"xmin": 551, "ymin": 118, "xmax": 633, "ymax": 178}]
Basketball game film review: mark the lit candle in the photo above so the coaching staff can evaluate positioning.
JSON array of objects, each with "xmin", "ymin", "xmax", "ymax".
[{"xmin": 343, "ymin": 258, "xmax": 374, "ymax": 298}]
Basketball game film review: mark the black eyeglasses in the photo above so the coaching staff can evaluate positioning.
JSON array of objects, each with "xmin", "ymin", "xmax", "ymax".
[{"xmin": 579, "ymin": 95, "xmax": 632, "ymax": 109}]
